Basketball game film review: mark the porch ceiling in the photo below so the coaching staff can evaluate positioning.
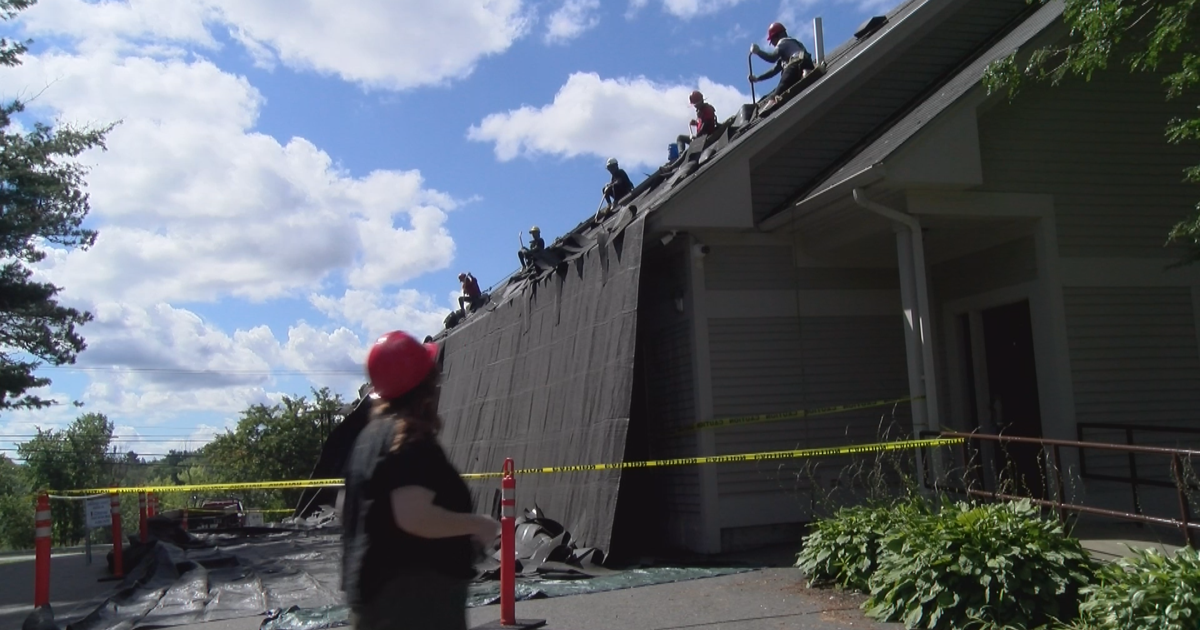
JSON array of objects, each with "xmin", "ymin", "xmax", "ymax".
[{"xmin": 792, "ymin": 195, "xmax": 1037, "ymax": 267}]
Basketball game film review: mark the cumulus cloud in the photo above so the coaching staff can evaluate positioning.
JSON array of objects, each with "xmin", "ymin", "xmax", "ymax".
[
  {"xmin": 467, "ymin": 72, "xmax": 748, "ymax": 168},
  {"xmin": 310, "ymin": 289, "xmax": 449, "ymax": 341},
  {"xmin": 6, "ymin": 51, "xmax": 458, "ymax": 305},
  {"xmin": 62, "ymin": 301, "xmax": 373, "ymax": 421},
  {"xmin": 20, "ymin": 0, "xmax": 531, "ymax": 91},
  {"xmin": 0, "ymin": 3, "xmax": 466, "ymax": 426},
  {"xmin": 545, "ymin": 0, "xmax": 601, "ymax": 44},
  {"xmin": 629, "ymin": 0, "xmax": 749, "ymax": 19}
]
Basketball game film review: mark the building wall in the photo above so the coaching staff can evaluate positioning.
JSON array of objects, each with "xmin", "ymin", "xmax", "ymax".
[
  {"xmin": 628, "ymin": 240, "xmax": 702, "ymax": 551},
  {"xmin": 697, "ymin": 240, "xmax": 911, "ymax": 551},
  {"xmin": 975, "ymin": 63, "xmax": 1200, "ymax": 519},
  {"xmin": 977, "ymin": 67, "xmax": 1200, "ymax": 259}
]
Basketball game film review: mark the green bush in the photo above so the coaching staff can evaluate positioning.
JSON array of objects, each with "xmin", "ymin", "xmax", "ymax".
[
  {"xmin": 863, "ymin": 499, "xmax": 1094, "ymax": 630},
  {"xmin": 796, "ymin": 499, "xmax": 926, "ymax": 591},
  {"xmin": 1070, "ymin": 545, "xmax": 1200, "ymax": 630}
]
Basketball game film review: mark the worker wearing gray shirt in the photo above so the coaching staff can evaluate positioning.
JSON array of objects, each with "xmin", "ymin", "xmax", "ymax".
[{"xmin": 749, "ymin": 22, "xmax": 815, "ymax": 104}]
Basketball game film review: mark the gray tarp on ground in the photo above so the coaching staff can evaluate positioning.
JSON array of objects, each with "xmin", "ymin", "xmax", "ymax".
[{"xmin": 436, "ymin": 216, "xmax": 646, "ymax": 553}]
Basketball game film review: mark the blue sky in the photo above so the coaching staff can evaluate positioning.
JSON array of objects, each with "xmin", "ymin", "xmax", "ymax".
[{"xmin": 0, "ymin": 0, "xmax": 893, "ymax": 461}]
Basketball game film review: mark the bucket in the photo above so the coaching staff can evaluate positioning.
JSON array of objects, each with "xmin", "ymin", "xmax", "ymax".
[{"xmin": 668, "ymin": 143, "xmax": 679, "ymax": 161}]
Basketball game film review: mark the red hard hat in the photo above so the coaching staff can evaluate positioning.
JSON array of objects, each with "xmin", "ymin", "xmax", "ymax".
[
  {"xmin": 689, "ymin": 90, "xmax": 704, "ymax": 105},
  {"xmin": 767, "ymin": 22, "xmax": 787, "ymax": 43},
  {"xmin": 365, "ymin": 331, "xmax": 440, "ymax": 400},
  {"xmin": 458, "ymin": 272, "xmax": 467, "ymax": 280}
]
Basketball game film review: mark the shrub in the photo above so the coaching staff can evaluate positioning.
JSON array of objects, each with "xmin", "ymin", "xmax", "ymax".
[
  {"xmin": 1070, "ymin": 545, "xmax": 1200, "ymax": 630},
  {"xmin": 795, "ymin": 499, "xmax": 926, "ymax": 591},
  {"xmin": 863, "ymin": 499, "xmax": 1094, "ymax": 630}
]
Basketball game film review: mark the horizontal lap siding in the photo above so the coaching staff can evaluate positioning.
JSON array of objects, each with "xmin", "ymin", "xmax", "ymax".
[
  {"xmin": 978, "ymin": 70, "xmax": 1200, "ymax": 258},
  {"xmin": 1065, "ymin": 288, "xmax": 1200, "ymax": 499},
  {"xmin": 708, "ymin": 316, "xmax": 910, "ymax": 498}
]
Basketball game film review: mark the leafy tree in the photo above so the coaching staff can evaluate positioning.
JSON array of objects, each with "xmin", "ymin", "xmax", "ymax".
[
  {"xmin": 0, "ymin": 454, "xmax": 33, "ymax": 549},
  {"xmin": 17, "ymin": 413, "xmax": 116, "ymax": 543},
  {"xmin": 985, "ymin": 0, "xmax": 1200, "ymax": 263},
  {"xmin": 200, "ymin": 388, "xmax": 346, "ymax": 509},
  {"xmin": 0, "ymin": 0, "xmax": 115, "ymax": 410}
]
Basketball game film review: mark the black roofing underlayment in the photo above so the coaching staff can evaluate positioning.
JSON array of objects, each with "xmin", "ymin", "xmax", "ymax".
[{"xmin": 436, "ymin": 215, "xmax": 647, "ymax": 553}]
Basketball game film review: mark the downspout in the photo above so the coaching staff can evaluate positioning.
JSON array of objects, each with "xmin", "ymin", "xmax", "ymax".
[{"xmin": 851, "ymin": 189, "xmax": 942, "ymax": 482}]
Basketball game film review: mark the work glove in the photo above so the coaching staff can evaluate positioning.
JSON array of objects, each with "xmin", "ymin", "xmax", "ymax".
[
  {"xmin": 750, "ymin": 43, "xmax": 761, "ymax": 54},
  {"xmin": 748, "ymin": 73, "xmax": 757, "ymax": 83}
]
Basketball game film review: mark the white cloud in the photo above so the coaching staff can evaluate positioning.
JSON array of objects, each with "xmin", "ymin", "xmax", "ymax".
[
  {"xmin": 310, "ymin": 289, "xmax": 450, "ymax": 341},
  {"xmin": 205, "ymin": 0, "xmax": 531, "ymax": 90},
  {"xmin": 66, "ymin": 301, "xmax": 368, "ymax": 418},
  {"xmin": 0, "ymin": 5, "xmax": 468, "ymax": 433},
  {"xmin": 467, "ymin": 72, "xmax": 748, "ymax": 168},
  {"xmin": 6, "ymin": 50, "xmax": 459, "ymax": 306},
  {"xmin": 19, "ymin": 0, "xmax": 219, "ymax": 54},
  {"xmin": 638, "ymin": 0, "xmax": 749, "ymax": 19},
  {"xmin": 19, "ymin": 0, "xmax": 532, "ymax": 91},
  {"xmin": 545, "ymin": 0, "xmax": 601, "ymax": 44}
]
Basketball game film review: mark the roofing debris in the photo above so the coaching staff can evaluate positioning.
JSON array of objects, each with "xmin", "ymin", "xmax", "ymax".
[{"xmin": 32, "ymin": 511, "xmax": 749, "ymax": 630}]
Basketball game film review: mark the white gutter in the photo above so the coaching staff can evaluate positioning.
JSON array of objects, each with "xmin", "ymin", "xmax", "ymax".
[{"xmin": 851, "ymin": 188, "xmax": 942, "ymax": 482}]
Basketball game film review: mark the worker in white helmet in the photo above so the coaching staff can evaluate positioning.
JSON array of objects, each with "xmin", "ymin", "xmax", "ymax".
[
  {"xmin": 517, "ymin": 225, "xmax": 545, "ymax": 269},
  {"xmin": 602, "ymin": 158, "xmax": 634, "ymax": 209}
]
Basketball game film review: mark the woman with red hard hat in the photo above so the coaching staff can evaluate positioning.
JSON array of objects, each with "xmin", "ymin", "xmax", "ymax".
[{"xmin": 341, "ymin": 330, "xmax": 499, "ymax": 630}]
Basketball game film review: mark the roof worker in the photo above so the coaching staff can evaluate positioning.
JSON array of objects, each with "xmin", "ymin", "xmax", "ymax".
[
  {"xmin": 602, "ymin": 158, "xmax": 635, "ymax": 209},
  {"xmin": 688, "ymin": 90, "xmax": 719, "ymax": 138},
  {"xmin": 341, "ymin": 331, "xmax": 500, "ymax": 630},
  {"xmin": 749, "ymin": 22, "xmax": 815, "ymax": 107},
  {"xmin": 517, "ymin": 225, "xmax": 545, "ymax": 269},
  {"xmin": 456, "ymin": 272, "xmax": 483, "ymax": 316},
  {"xmin": 675, "ymin": 90, "xmax": 720, "ymax": 155}
]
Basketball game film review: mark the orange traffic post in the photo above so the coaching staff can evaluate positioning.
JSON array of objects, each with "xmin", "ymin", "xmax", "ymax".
[
  {"xmin": 110, "ymin": 491, "xmax": 123, "ymax": 578},
  {"xmin": 33, "ymin": 493, "xmax": 51, "ymax": 607},
  {"xmin": 147, "ymin": 492, "xmax": 156, "ymax": 518},
  {"xmin": 138, "ymin": 492, "xmax": 148, "ymax": 543},
  {"xmin": 473, "ymin": 459, "xmax": 545, "ymax": 630}
]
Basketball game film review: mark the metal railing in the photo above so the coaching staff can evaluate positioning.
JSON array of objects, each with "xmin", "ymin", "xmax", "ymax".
[{"xmin": 920, "ymin": 430, "xmax": 1200, "ymax": 548}]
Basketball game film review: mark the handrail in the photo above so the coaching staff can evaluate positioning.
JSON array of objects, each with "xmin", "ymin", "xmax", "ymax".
[{"xmin": 920, "ymin": 430, "xmax": 1199, "ymax": 548}]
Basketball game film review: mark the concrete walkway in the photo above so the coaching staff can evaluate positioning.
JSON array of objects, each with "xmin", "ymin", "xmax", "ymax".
[{"xmin": 0, "ymin": 548, "xmax": 118, "ymax": 630}]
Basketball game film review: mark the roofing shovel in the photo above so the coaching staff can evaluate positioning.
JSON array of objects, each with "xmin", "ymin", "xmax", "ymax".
[
  {"xmin": 747, "ymin": 52, "xmax": 757, "ymax": 108},
  {"xmin": 593, "ymin": 195, "xmax": 608, "ymax": 224}
]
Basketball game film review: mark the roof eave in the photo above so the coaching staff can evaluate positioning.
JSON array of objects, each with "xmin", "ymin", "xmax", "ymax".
[{"xmin": 758, "ymin": 164, "xmax": 887, "ymax": 232}]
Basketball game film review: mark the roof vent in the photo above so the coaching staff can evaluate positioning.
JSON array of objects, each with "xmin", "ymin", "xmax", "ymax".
[{"xmin": 854, "ymin": 15, "xmax": 887, "ymax": 39}]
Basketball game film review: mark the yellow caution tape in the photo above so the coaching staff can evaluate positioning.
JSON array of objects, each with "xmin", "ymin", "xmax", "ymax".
[
  {"xmin": 60, "ymin": 478, "xmax": 346, "ymax": 496},
  {"xmin": 668, "ymin": 395, "xmax": 924, "ymax": 435},
  {"xmin": 459, "ymin": 437, "xmax": 961, "ymax": 480},
  {"xmin": 60, "ymin": 437, "xmax": 959, "ymax": 493}
]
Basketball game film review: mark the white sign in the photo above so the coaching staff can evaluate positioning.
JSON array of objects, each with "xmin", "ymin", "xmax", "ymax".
[
  {"xmin": 85, "ymin": 496, "xmax": 111, "ymax": 529},
  {"xmin": 244, "ymin": 511, "xmax": 264, "ymax": 527}
]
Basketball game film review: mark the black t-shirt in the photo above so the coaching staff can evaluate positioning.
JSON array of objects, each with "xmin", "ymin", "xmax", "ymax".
[{"xmin": 341, "ymin": 418, "xmax": 475, "ymax": 608}]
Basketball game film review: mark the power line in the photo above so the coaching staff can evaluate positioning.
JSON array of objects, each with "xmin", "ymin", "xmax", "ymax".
[{"xmin": 39, "ymin": 365, "xmax": 362, "ymax": 376}]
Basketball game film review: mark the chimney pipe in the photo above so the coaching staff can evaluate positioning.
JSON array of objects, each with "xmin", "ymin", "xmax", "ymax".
[{"xmin": 813, "ymin": 17, "xmax": 825, "ymax": 65}]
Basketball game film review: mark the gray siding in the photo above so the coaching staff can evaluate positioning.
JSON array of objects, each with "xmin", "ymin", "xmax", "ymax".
[
  {"xmin": 707, "ymin": 316, "xmax": 911, "ymax": 511},
  {"xmin": 1063, "ymin": 287, "xmax": 1200, "ymax": 516},
  {"xmin": 704, "ymin": 246, "xmax": 794, "ymax": 291},
  {"xmin": 978, "ymin": 70, "xmax": 1200, "ymax": 257}
]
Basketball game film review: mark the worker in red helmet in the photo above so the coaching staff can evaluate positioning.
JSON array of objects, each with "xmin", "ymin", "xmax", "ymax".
[
  {"xmin": 456, "ymin": 272, "xmax": 483, "ymax": 315},
  {"xmin": 749, "ymin": 22, "xmax": 815, "ymax": 105},
  {"xmin": 341, "ymin": 330, "xmax": 499, "ymax": 630},
  {"xmin": 688, "ymin": 90, "xmax": 718, "ymax": 138}
]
